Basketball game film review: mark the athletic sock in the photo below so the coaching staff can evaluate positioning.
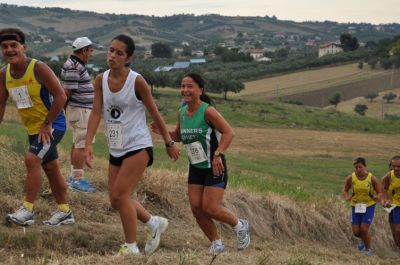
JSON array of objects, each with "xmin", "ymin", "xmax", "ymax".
[
  {"xmin": 23, "ymin": 201, "xmax": 33, "ymax": 212},
  {"xmin": 233, "ymin": 219, "xmax": 244, "ymax": 232},
  {"xmin": 145, "ymin": 215, "xmax": 158, "ymax": 231},
  {"xmin": 58, "ymin": 204, "xmax": 70, "ymax": 213},
  {"xmin": 126, "ymin": 242, "xmax": 139, "ymax": 253}
]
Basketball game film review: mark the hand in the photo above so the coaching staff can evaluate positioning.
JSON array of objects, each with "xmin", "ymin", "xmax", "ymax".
[
  {"xmin": 166, "ymin": 145, "xmax": 180, "ymax": 161},
  {"xmin": 212, "ymin": 156, "xmax": 224, "ymax": 176},
  {"xmin": 85, "ymin": 145, "xmax": 94, "ymax": 169},
  {"xmin": 38, "ymin": 123, "xmax": 53, "ymax": 144},
  {"xmin": 344, "ymin": 194, "xmax": 352, "ymax": 202},
  {"xmin": 150, "ymin": 122, "xmax": 161, "ymax": 135},
  {"xmin": 382, "ymin": 199, "xmax": 392, "ymax": 208}
]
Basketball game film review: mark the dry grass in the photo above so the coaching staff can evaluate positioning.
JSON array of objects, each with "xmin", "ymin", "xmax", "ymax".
[
  {"xmin": 337, "ymin": 87, "xmax": 400, "ymax": 119},
  {"xmin": 1, "ymin": 115, "xmax": 400, "ymax": 263}
]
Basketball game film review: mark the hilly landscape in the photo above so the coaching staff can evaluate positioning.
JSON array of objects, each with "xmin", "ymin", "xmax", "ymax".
[
  {"xmin": 1, "ymin": 3, "xmax": 400, "ymax": 57},
  {"xmin": 1, "ymin": 4, "xmax": 400, "ymax": 265}
]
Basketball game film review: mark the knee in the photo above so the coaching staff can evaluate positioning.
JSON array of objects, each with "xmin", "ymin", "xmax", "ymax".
[
  {"xmin": 359, "ymin": 227, "xmax": 369, "ymax": 236},
  {"xmin": 109, "ymin": 193, "xmax": 123, "ymax": 210},
  {"xmin": 190, "ymin": 204, "xmax": 204, "ymax": 218},
  {"xmin": 202, "ymin": 204, "xmax": 219, "ymax": 218},
  {"xmin": 25, "ymin": 153, "xmax": 41, "ymax": 170}
]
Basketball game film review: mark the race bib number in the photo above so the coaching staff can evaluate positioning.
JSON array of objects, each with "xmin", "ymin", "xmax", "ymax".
[
  {"xmin": 186, "ymin": 141, "xmax": 208, "ymax": 164},
  {"xmin": 354, "ymin": 203, "xmax": 367, "ymax": 213},
  {"xmin": 106, "ymin": 123, "xmax": 123, "ymax": 149},
  {"xmin": 10, "ymin": 86, "xmax": 33, "ymax": 109}
]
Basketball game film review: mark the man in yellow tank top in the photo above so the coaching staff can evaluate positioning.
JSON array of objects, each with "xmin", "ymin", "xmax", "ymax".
[
  {"xmin": 0, "ymin": 28, "xmax": 74, "ymax": 226},
  {"xmin": 382, "ymin": 156, "xmax": 400, "ymax": 249},
  {"xmin": 342, "ymin": 157, "xmax": 382, "ymax": 256}
]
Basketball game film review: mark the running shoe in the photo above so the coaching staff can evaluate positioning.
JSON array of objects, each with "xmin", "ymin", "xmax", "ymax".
[
  {"xmin": 357, "ymin": 241, "xmax": 365, "ymax": 251},
  {"xmin": 70, "ymin": 179, "xmax": 96, "ymax": 193},
  {"xmin": 236, "ymin": 219, "xmax": 250, "ymax": 250},
  {"xmin": 6, "ymin": 206, "xmax": 34, "ymax": 226},
  {"xmin": 209, "ymin": 241, "xmax": 225, "ymax": 254},
  {"xmin": 144, "ymin": 216, "xmax": 169, "ymax": 254},
  {"xmin": 118, "ymin": 243, "xmax": 140, "ymax": 255},
  {"xmin": 43, "ymin": 210, "xmax": 75, "ymax": 226}
]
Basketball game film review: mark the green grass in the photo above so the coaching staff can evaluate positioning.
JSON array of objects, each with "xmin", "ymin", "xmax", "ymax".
[
  {"xmin": 153, "ymin": 90, "xmax": 400, "ymax": 134},
  {"xmin": 0, "ymin": 91, "xmax": 396, "ymax": 201}
]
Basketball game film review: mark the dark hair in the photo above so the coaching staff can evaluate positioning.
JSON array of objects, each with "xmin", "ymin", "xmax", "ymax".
[
  {"xmin": 353, "ymin": 157, "xmax": 366, "ymax": 166},
  {"xmin": 183, "ymin": 73, "xmax": 213, "ymax": 105},
  {"xmin": 0, "ymin": 28, "xmax": 25, "ymax": 44},
  {"xmin": 389, "ymin": 155, "xmax": 400, "ymax": 169},
  {"xmin": 112, "ymin": 34, "xmax": 135, "ymax": 57}
]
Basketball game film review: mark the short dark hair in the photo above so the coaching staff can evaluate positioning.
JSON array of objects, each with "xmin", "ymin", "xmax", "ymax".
[
  {"xmin": 112, "ymin": 34, "xmax": 135, "ymax": 57},
  {"xmin": 353, "ymin": 157, "xmax": 366, "ymax": 166},
  {"xmin": 0, "ymin": 28, "xmax": 25, "ymax": 44},
  {"xmin": 389, "ymin": 155, "xmax": 400, "ymax": 168}
]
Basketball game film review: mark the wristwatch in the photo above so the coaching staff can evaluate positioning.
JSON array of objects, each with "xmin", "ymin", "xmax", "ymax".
[
  {"xmin": 214, "ymin": 150, "xmax": 223, "ymax": 157},
  {"xmin": 165, "ymin": 140, "xmax": 175, "ymax": 148}
]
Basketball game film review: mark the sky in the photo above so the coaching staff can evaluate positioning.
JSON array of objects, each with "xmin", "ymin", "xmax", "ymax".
[{"xmin": 1, "ymin": 0, "xmax": 399, "ymax": 24}]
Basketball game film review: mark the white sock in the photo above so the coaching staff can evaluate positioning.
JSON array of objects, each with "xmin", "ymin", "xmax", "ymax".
[
  {"xmin": 126, "ymin": 242, "xmax": 139, "ymax": 253},
  {"xmin": 212, "ymin": 239, "xmax": 222, "ymax": 245},
  {"xmin": 145, "ymin": 215, "xmax": 158, "ymax": 231},
  {"xmin": 233, "ymin": 219, "xmax": 243, "ymax": 232}
]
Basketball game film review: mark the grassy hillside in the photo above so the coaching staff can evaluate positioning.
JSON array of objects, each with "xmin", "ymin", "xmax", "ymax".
[{"xmin": 1, "ymin": 106, "xmax": 400, "ymax": 263}]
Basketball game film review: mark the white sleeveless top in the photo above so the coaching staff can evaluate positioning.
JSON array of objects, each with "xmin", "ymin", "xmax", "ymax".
[{"xmin": 102, "ymin": 69, "xmax": 152, "ymax": 157}]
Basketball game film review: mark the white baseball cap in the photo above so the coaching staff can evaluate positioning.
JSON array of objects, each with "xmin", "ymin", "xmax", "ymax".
[{"xmin": 72, "ymin": 37, "xmax": 93, "ymax": 51}]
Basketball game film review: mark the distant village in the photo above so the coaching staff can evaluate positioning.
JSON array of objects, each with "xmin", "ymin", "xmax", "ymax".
[{"xmin": 35, "ymin": 23, "xmax": 387, "ymax": 74}]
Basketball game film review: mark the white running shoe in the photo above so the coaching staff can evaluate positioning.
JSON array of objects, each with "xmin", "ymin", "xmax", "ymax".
[
  {"xmin": 236, "ymin": 219, "xmax": 250, "ymax": 250},
  {"xmin": 6, "ymin": 206, "xmax": 34, "ymax": 226},
  {"xmin": 209, "ymin": 241, "xmax": 225, "ymax": 255},
  {"xmin": 43, "ymin": 210, "xmax": 75, "ymax": 226},
  {"xmin": 144, "ymin": 216, "xmax": 169, "ymax": 254}
]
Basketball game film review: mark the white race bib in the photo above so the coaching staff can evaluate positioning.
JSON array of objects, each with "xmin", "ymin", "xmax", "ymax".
[
  {"xmin": 186, "ymin": 141, "xmax": 208, "ymax": 164},
  {"xmin": 106, "ymin": 123, "xmax": 123, "ymax": 149},
  {"xmin": 10, "ymin": 85, "xmax": 33, "ymax": 109},
  {"xmin": 354, "ymin": 203, "xmax": 367, "ymax": 213}
]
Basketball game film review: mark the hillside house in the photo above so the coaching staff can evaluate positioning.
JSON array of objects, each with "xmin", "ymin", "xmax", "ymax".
[
  {"xmin": 318, "ymin": 42, "xmax": 343, "ymax": 58},
  {"xmin": 247, "ymin": 48, "xmax": 264, "ymax": 60},
  {"xmin": 190, "ymin": 58, "xmax": 206, "ymax": 64}
]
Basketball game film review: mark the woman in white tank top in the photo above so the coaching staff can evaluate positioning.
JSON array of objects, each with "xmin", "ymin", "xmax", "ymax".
[{"xmin": 84, "ymin": 35, "xmax": 180, "ymax": 255}]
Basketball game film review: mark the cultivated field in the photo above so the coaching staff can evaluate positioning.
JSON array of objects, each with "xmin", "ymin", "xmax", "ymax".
[
  {"xmin": 337, "ymin": 87, "xmax": 400, "ymax": 118},
  {"xmin": 236, "ymin": 64, "xmax": 400, "ymax": 107}
]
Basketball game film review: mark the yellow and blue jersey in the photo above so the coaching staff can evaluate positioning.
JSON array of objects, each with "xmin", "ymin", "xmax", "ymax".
[
  {"xmin": 5, "ymin": 59, "xmax": 66, "ymax": 135},
  {"xmin": 351, "ymin": 172, "xmax": 376, "ymax": 207}
]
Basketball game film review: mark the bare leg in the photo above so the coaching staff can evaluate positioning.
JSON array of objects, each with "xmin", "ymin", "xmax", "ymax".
[
  {"xmin": 202, "ymin": 186, "xmax": 239, "ymax": 227},
  {"xmin": 188, "ymin": 184, "xmax": 219, "ymax": 242},
  {"xmin": 24, "ymin": 152, "xmax": 43, "ymax": 203},
  {"xmin": 42, "ymin": 159, "xmax": 68, "ymax": 204},
  {"xmin": 108, "ymin": 150, "xmax": 148, "ymax": 243}
]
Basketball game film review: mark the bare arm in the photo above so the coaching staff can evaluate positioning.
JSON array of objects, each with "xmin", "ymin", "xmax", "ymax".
[
  {"xmin": 205, "ymin": 106, "xmax": 234, "ymax": 176},
  {"xmin": 150, "ymin": 111, "xmax": 181, "ymax": 142},
  {"xmin": 371, "ymin": 175, "xmax": 383, "ymax": 203},
  {"xmin": 84, "ymin": 74, "xmax": 103, "ymax": 169},
  {"xmin": 342, "ymin": 175, "xmax": 352, "ymax": 202},
  {"xmin": 0, "ymin": 68, "xmax": 8, "ymax": 123},
  {"xmin": 34, "ymin": 61, "xmax": 67, "ymax": 143},
  {"xmin": 135, "ymin": 75, "xmax": 180, "ymax": 161},
  {"xmin": 381, "ymin": 172, "xmax": 392, "ymax": 206}
]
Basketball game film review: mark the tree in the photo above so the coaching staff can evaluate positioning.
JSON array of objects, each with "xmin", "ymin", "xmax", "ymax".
[
  {"xmin": 329, "ymin": 92, "xmax": 341, "ymax": 108},
  {"xmin": 206, "ymin": 74, "xmax": 244, "ymax": 100},
  {"xmin": 358, "ymin": 62, "xmax": 363, "ymax": 69},
  {"xmin": 354, "ymin": 104, "xmax": 368, "ymax": 116},
  {"xmin": 182, "ymin": 46, "xmax": 192, "ymax": 57},
  {"xmin": 364, "ymin": 93, "xmax": 378, "ymax": 102},
  {"xmin": 151, "ymin": 42, "xmax": 172, "ymax": 58},
  {"xmin": 340, "ymin": 33, "xmax": 359, "ymax": 51},
  {"xmin": 383, "ymin": 92, "xmax": 397, "ymax": 103}
]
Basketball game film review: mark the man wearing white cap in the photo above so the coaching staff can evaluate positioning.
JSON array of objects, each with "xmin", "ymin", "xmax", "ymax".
[{"xmin": 61, "ymin": 37, "xmax": 95, "ymax": 192}]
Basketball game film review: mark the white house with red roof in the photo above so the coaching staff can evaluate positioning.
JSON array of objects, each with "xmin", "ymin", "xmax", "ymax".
[{"xmin": 318, "ymin": 42, "xmax": 343, "ymax": 58}]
